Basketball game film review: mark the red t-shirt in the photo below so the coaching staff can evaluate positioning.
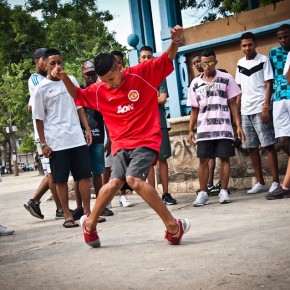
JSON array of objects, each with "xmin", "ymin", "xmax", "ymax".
[{"xmin": 75, "ymin": 53, "xmax": 174, "ymax": 156}]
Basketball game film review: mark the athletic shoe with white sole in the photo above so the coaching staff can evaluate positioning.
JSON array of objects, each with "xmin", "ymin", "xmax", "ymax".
[
  {"xmin": 165, "ymin": 218, "xmax": 191, "ymax": 245},
  {"xmin": 119, "ymin": 195, "xmax": 132, "ymax": 207},
  {"xmin": 80, "ymin": 215, "xmax": 101, "ymax": 248},
  {"xmin": 193, "ymin": 191, "xmax": 209, "ymax": 207},
  {"xmin": 247, "ymin": 182, "xmax": 268, "ymax": 194},
  {"xmin": 218, "ymin": 189, "xmax": 231, "ymax": 204},
  {"xmin": 268, "ymin": 182, "xmax": 280, "ymax": 193},
  {"xmin": 24, "ymin": 199, "xmax": 44, "ymax": 219}
]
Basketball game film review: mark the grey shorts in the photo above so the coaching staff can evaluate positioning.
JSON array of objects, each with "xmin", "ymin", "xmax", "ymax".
[
  {"xmin": 242, "ymin": 112, "xmax": 276, "ymax": 148},
  {"xmin": 159, "ymin": 128, "xmax": 172, "ymax": 161},
  {"xmin": 111, "ymin": 147, "xmax": 157, "ymax": 181}
]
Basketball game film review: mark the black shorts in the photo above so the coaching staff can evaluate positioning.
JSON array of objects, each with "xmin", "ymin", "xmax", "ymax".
[
  {"xmin": 111, "ymin": 147, "xmax": 157, "ymax": 181},
  {"xmin": 159, "ymin": 128, "xmax": 172, "ymax": 161},
  {"xmin": 50, "ymin": 145, "xmax": 92, "ymax": 183},
  {"xmin": 196, "ymin": 139, "xmax": 236, "ymax": 158}
]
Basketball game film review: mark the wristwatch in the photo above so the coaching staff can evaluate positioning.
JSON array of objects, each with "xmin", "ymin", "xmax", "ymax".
[{"xmin": 40, "ymin": 143, "xmax": 47, "ymax": 148}]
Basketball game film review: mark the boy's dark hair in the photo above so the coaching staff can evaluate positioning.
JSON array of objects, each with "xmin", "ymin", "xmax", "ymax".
[
  {"xmin": 192, "ymin": 53, "xmax": 201, "ymax": 60},
  {"xmin": 43, "ymin": 49, "xmax": 61, "ymax": 59},
  {"xmin": 277, "ymin": 23, "xmax": 290, "ymax": 32},
  {"xmin": 139, "ymin": 45, "xmax": 153, "ymax": 53},
  {"xmin": 240, "ymin": 32, "xmax": 256, "ymax": 42},
  {"xmin": 111, "ymin": 50, "xmax": 124, "ymax": 60},
  {"xmin": 200, "ymin": 49, "xmax": 216, "ymax": 58},
  {"xmin": 94, "ymin": 53, "xmax": 117, "ymax": 76}
]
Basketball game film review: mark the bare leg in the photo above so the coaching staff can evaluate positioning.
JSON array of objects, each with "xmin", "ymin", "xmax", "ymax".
[
  {"xmin": 126, "ymin": 176, "xmax": 178, "ymax": 235},
  {"xmin": 147, "ymin": 165, "xmax": 155, "ymax": 188},
  {"xmin": 102, "ymin": 167, "xmax": 111, "ymax": 185},
  {"xmin": 219, "ymin": 157, "xmax": 231, "ymax": 190},
  {"xmin": 207, "ymin": 158, "xmax": 216, "ymax": 185},
  {"xmin": 92, "ymin": 174, "xmax": 102, "ymax": 195},
  {"xmin": 277, "ymin": 137, "xmax": 290, "ymax": 156},
  {"xmin": 32, "ymin": 176, "xmax": 49, "ymax": 202},
  {"xmin": 55, "ymin": 182, "xmax": 73, "ymax": 220},
  {"xmin": 78, "ymin": 178, "xmax": 91, "ymax": 216},
  {"xmin": 47, "ymin": 173, "xmax": 62, "ymax": 210},
  {"xmin": 199, "ymin": 158, "xmax": 210, "ymax": 192},
  {"xmin": 86, "ymin": 178, "xmax": 123, "ymax": 229},
  {"xmin": 248, "ymin": 147, "xmax": 265, "ymax": 184},
  {"xmin": 281, "ymin": 158, "xmax": 290, "ymax": 188},
  {"xmin": 265, "ymin": 145, "xmax": 279, "ymax": 183},
  {"xmin": 74, "ymin": 181, "xmax": 83, "ymax": 208},
  {"xmin": 159, "ymin": 159, "xmax": 169, "ymax": 193}
]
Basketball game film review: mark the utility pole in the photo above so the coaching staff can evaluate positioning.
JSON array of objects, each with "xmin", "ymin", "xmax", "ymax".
[{"xmin": 7, "ymin": 111, "xmax": 19, "ymax": 176}]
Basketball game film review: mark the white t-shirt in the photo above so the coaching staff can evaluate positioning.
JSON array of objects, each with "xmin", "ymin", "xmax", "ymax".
[
  {"xmin": 28, "ymin": 73, "xmax": 46, "ymax": 140},
  {"xmin": 32, "ymin": 76, "xmax": 86, "ymax": 151},
  {"xmin": 283, "ymin": 51, "xmax": 290, "ymax": 75},
  {"xmin": 235, "ymin": 53, "xmax": 273, "ymax": 115}
]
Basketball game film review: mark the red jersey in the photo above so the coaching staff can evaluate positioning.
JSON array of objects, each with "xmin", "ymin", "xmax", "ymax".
[{"xmin": 75, "ymin": 53, "xmax": 174, "ymax": 156}]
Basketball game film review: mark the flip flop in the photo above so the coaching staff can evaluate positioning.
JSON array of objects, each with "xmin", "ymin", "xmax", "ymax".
[
  {"xmin": 63, "ymin": 219, "xmax": 79, "ymax": 228},
  {"xmin": 98, "ymin": 217, "xmax": 106, "ymax": 223}
]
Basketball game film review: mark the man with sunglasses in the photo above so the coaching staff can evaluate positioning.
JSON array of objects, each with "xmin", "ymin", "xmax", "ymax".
[{"xmin": 187, "ymin": 49, "xmax": 245, "ymax": 207}]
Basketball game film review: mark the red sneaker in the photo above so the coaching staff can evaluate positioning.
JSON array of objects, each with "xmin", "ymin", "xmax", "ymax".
[
  {"xmin": 80, "ymin": 215, "xmax": 101, "ymax": 248},
  {"xmin": 165, "ymin": 218, "xmax": 191, "ymax": 245}
]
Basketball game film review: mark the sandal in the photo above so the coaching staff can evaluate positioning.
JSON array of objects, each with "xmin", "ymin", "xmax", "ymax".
[
  {"xmin": 63, "ymin": 219, "xmax": 79, "ymax": 228},
  {"xmin": 98, "ymin": 217, "xmax": 106, "ymax": 223}
]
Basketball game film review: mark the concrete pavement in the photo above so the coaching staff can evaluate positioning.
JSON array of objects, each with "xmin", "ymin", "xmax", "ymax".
[{"xmin": 0, "ymin": 171, "xmax": 290, "ymax": 290}]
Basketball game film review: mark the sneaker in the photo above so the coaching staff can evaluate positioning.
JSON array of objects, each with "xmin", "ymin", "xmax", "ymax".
[
  {"xmin": 265, "ymin": 186, "xmax": 290, "ymax": 200},
  {"xmin": 269, "ymin": 182, "xmax": 280, "ymax": 193},
  {"xmin": 247, "ymin": 182, "xmax": 268, "ymax": 194},
  {"xmin": 165, "ymin": 218, "xmax": 191, "ymax": 245},
  {"xmin": 100, "ymin": 207, "xmax": 114, "ymax": 216},
  {"xmin": 162, "ymin": 192, "xmax": 177, "ymax": 205},
  {"xmin": 24, "ymin": 199, "xmax": 44, "ymax": 219},
  {"xmin": 55, "ymin": 210, "xmax": 65, "ymax": 220},
  {"xmin": 0, "ymin": 225, "xmax": 15, "ymax": 236},
  {"xmin": 219, "ymin": 189, "xmax": 231, "ymax": 204},
  {"xmin": 119, "ymin": 195, "xmax": 132, "ymax": 207},
  {"xmin": 193, "ymin": 191, "xmax": 209, "ymax": 207},
  {"xmin": 80, "ymin": 215, "xmax": 101, "ymax": 248},
  {"xmin": 207, "ymin": 184, "xmax": 220, "ymax": 196},
  {"xmin": 72, "ymin": 207, "xmax": 84, "ymax": 221}
]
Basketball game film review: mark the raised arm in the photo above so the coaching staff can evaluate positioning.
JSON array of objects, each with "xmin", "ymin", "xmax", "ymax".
[
  {"xmin": 51, "ymin": 68, "xmax": 78, "ymax": 99},
  {"xmin": 165, "ymin": 25, "xmax": 184, "ymax": 61}
]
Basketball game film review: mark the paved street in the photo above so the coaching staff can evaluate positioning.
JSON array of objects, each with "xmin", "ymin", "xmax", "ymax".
[{"xmin": 0, "ymin": 171, "xmax": 290, "ymax": 290}]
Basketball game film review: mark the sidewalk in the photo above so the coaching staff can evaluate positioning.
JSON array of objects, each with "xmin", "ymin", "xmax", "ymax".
[{"xmin": 0, "ymin": 171, "xmax": 290, "ymax": 290}]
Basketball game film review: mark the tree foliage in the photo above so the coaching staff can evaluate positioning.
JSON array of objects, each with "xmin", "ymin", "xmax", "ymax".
[
  {"xmin": 0, "ymin": 0, "xmax": 126, "ymax": 167},
  {"xmin": 180, "ymin": 0, "xmax": 281, "ymax": 23},
  {"xmin": 18, "ymin": 135, "xmax": 36, "ymax": 154}
]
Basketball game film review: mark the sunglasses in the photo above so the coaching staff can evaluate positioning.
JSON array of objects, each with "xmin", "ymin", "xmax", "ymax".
[{"xmin": 200, "ymin": 61, "xmax": 215, "ymax": 67}]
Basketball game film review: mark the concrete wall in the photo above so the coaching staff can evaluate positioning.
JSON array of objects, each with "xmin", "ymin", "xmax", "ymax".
[{"xmin": 184, "ymin": 0, "xmax": 290, "ymax": 78}]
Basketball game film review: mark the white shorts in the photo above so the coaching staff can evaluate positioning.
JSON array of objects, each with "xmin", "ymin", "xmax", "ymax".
[
  {"xmin": 273, "ymin": 99, "xmax": 290, "ymax": 138},
  {"xmin": 105, "ymin": 153, "xmax": 113, "ymax": 168},
  {"xmin": 40, "ymin": 156, "xmax": 51, "ymax": 175}
]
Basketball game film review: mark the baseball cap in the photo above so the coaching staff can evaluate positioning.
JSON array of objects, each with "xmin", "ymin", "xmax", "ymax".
[
  {"xmin": 81, "ymin": 60, "xmax": 95, "ymax": 73},
  {"xmin": 33, "ymin": 48, "xmax": 47, "ymax": 59}
]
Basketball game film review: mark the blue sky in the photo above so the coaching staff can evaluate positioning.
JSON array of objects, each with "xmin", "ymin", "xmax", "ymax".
[{"xmin": 8, "ymin": 0, "xmax": 198, "ymax": 50}]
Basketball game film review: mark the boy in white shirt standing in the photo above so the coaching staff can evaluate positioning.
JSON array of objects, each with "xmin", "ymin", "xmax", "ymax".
[{"xmin": 235, "ymin": 32, "xmax": 280, "ymax": 195}]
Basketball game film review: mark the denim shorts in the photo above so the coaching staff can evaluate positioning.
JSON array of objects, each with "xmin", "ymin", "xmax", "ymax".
[
  {"xmin": 242, "ymin": 112, "xmax": 276, "ymax": 148},
  {"xmin": 89, "ymin": 143, "xmax": 105, "ymax": 174},
  {"xmin": 111, "ymin": 147, "xmax": 157, "ymax": 181}
]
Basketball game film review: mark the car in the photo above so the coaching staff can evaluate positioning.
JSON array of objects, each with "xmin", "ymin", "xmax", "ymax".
[{"xmin": 23, "ymin": 164, "xmax": 35, "ymax": 171}]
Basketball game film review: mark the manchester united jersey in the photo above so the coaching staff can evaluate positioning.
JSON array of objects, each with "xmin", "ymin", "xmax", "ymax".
[{"xmin": 75, "ymin": 53, "xmax": 174, "ymax": 155}]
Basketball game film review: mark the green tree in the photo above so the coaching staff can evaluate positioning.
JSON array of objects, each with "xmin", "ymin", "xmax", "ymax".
[{"xmin": 18, "ymin": 135, "xmax": 36, "ymax": 154}]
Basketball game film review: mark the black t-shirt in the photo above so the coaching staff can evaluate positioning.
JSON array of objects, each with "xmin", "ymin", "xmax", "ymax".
[{"xmin": 81, "ymin": 107, "xmax": 105, "ymax": 145}]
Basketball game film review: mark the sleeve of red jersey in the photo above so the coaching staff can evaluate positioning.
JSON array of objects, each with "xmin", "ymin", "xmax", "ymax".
[
  {"xmin": 75, "ymin": 84, "xmax": 98, "ymax": 110},
  {"xmin": 135, "ymin": 53, "xmax": 174, "ymax": 88}
]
